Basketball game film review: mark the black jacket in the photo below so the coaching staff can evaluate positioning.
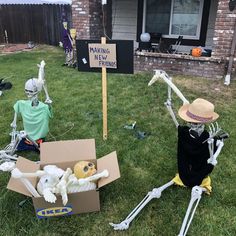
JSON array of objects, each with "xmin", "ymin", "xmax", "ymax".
[{"xmin": 177, "ymin": 126, "xmax": 215, "ymax": 187}]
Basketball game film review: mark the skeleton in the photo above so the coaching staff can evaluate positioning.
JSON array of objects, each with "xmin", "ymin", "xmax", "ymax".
[
  {"xmin": 0, "ymin": 61, "xmax": 52, "ymax": 171},
  {"xmin": 110, "ymin": 70, "xmax": 228, "ymax": 235},
  {"xmin": 11, "ymin": 161, "xmax": 109, "ymax": 206}
]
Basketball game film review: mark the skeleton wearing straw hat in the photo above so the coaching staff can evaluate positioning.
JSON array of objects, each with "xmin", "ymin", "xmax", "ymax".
[{"xmin": 110, "ymin": 70, "xmax": 228, "ymax": 236}]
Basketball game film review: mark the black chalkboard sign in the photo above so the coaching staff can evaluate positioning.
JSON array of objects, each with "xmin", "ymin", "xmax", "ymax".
[{"xmin": 76, "ymin": 39, "xmax": 134, "ymax": 74}]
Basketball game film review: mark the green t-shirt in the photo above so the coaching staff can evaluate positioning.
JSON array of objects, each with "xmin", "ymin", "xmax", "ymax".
[{"xmin": 13, "ymin": 100, "xmax": 52, "ymax": 141}]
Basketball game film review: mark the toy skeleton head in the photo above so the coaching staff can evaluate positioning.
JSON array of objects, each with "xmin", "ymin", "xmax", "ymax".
[
  {"xmin": 63, "ymin": 21, "xmax": 68, "ymax": 30},
  {"xmin": 188, "ymin": 123, "xmax": 205, "ymax": 138},
  {"xmin": 74, "ymin": 161, "xmax": 96, "ymax": 179},
  {"xmin": 24, "ymin": 78, "xmax": 40, "ymax": 99}
]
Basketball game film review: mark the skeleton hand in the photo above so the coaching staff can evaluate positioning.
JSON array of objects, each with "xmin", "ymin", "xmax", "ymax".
[
  {"xmin": 109, "ymin": 220, "xmax": 130, "ymax": 230},
  {"xmin": 207, "ymin": 140, "xmax": 224, "ymax": 166},
  {"xmin": 43, "ymin": 188, "xmax": 57, "ymax": 203},
  {"xmin": 0, "ymin": 162, "xmax": 15, "ymax": 172},
  {"xmin": 44, "ymin": 97, "xmax": 53, "ymax": 105},
  {"xmin": 208, "ymin": 122, "xmax": 221, "ymax": 140},
  {"xmin": 10, "ymin": 122, "xmax": 17, "ymax": 129}
]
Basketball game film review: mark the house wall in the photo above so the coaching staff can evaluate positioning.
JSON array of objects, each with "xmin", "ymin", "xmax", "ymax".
[
  {"xmin": 111, "ymin": 0, "xmax": 218, "ymax": 50},
  {"xmin": 71, "ymin": 0, "xmax": 236, "ymax": 79}
]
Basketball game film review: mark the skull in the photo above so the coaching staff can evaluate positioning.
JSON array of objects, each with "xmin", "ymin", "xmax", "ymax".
[
  {"xmin": 188, "ymin": 122, "xmax": 205, "ymax": 138},
  {"xmin": 74, "ymin": 161, "xmax": 96, "ymax": 179},
  {"xmin": 25, "ymin": 78, "xmax": 39, "ymax": 99}
]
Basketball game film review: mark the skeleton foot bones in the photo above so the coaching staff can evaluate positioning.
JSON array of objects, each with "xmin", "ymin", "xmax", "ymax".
[{"xmin": 11, "ymin": 161, "xmax": 109, "ymax": 205}]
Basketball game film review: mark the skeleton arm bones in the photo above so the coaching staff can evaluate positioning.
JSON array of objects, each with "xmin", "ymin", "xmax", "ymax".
[
  {"xmin": 1, "ymin": 112, "xmax": 25, "ymax": 157},
  {"xmin": 206, "ymin": 123, "xmax": 228, "ymax": 166},
  {"xmin": 148, "ymin": 70, "xmax": 189, "ymax": 128},
  {"xmin": 37, "ymin": 60, "xmax": 52, "ymax": 104},
  {"xmin": 207, "ymin": 139, "xmax": 224, "ymax": 166}
]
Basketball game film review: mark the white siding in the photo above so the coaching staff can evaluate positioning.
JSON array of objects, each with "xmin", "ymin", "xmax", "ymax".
[
  {"xmin": 111, "ymin": 0, "xmax": 217, "ymax": 49},
  {"xmin": 112, "ymin": 0, "xmax": 138, "ymax": 42}
]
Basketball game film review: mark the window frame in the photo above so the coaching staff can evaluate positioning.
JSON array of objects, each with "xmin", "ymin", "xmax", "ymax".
[{"xmin": 137, "ymin": 0, "xmax": 211, "ymax": 46}]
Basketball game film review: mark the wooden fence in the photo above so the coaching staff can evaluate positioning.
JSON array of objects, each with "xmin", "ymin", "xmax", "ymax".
[{"xmin": 0, "ymin": 4, "xmax": 71, "ymax": 45}]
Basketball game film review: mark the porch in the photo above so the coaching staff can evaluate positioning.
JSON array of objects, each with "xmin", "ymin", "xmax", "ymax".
[
  {"xmin": 71, "ymin": 0, "xmax": 235, "ymax": 80},
  {"xmin": 110, "ymin": 0, "xmax": 234, "ymax": 79}
]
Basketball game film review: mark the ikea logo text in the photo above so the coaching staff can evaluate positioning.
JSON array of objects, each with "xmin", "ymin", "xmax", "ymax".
[{"xmin": 37, "ymin": 206, "xmax": 73, "ymax": 218}]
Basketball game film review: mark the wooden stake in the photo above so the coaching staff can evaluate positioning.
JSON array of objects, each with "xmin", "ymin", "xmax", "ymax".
[{"xmin": 101, "ymin": 37, "xmax": 108, "ymax": 140}]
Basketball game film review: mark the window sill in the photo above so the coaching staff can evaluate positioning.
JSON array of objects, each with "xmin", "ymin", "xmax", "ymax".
[{"xmin": 135, "ymin": 51, "xmax": 223, "ymax": 63}]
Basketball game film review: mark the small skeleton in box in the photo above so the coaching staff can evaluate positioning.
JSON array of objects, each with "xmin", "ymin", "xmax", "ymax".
[
  {"xmin": 11, "ymin": 161, "xmax": 109, "ymax": 206},
  {"xmin": 0, "ymin": 60, "xmax": 52, "ymax": 171},
  {"xmin": 110, "ymin": 70, "xmax": 228, "ymax": 236}
]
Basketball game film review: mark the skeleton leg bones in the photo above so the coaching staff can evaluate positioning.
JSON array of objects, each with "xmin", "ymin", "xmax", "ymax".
[
  {"xmin": 0, "ymin": 129, "xmax": 27, "ymax": 171},
  {"xmin": 178, "ymin": 186, "xmax": 206, "ymax": 236},
  {"xmin": 110, "ymin": 180, "xmax": 174, "ymax": 230}
]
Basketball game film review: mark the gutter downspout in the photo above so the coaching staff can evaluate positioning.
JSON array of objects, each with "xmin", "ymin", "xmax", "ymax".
[{"xmin": 224, "ymin": 18, "xmax": 236, "ymax": 85}]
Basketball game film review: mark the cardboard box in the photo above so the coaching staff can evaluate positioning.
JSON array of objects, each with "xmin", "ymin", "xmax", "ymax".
[{"xmin": 7, "ymin": 139, "xmax": 120, "ymax": 218}]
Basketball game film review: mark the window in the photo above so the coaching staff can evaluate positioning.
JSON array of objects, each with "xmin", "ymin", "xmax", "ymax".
[{"xmin": 143, "ymin": 0, "xmax": 204, "ymax": 40}]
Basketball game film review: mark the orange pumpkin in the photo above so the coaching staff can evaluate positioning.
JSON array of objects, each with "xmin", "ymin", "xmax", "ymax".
[{"xmin": 191, "ymin": 47, "xmax": 202, "ymax": 57}]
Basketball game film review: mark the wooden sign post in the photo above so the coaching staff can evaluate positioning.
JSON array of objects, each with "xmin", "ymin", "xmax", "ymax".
[
  {"xmin": 88, "ymin": 37, "xmax": 117, "ymax": 140},
  {"xmin": 101, "ymin": 37, "xmax": 108, "ymax": 140}
]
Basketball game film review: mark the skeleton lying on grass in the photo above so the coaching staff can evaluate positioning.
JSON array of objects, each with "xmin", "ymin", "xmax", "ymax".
[
  {"xmin": 0, "ymin": 60, "xmax": 52, "ymax": 171},
  {"xmin": 110, "ymin": 70, "xmax": 228, "ymax": 236},
  {"xmin": 11, "ymin": 161, "xmax": 109, "ymax": 205}
]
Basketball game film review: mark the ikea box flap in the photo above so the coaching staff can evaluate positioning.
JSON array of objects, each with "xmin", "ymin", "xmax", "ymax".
[
  {"xmin": 7, "ymin": 157, "xmax": 40, "ymax": 197},
  {"xmin": 97, "ymin": 151, "xmax": 120, "ymax": 188},
  {"xmin": 40, "ymin": 139, "xmax": 96, "ymax": 165}
]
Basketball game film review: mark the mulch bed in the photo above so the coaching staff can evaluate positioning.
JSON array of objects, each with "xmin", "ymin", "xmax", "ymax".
[{"xmin": 0, "ymin": 44, "xmax": 35, "ymax": 54}]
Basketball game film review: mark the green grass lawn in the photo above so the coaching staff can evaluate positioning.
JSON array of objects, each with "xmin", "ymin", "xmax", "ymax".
[{"xmin": 0, "ymin": 45, "xmax": 235, "ymax": 236}]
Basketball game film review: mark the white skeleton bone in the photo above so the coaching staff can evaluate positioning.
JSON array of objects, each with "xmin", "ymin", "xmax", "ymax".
[
  {"xmin": 78, "ymin": 169, "xmax": 109, "ymax": 185},
  {"xmin": 53, "ymin": 168, "xmax": 73, "ymax": 205},
  {"xmin": 66, "ymin": 174, "xmax": 97, "ymax": 194},
  {"xmin": 0, "ymin": 130, "xmax": 27, "ymax": 170},
  {"xmin": 148, "ymin": 70, "xmax": 189, "ymax": 128},
  {"xmin": 110, "ymin": 180, "xmax": 174, "ymax": 230},
  {"xmin": 66, "ymin": 170, "xmax": 109, "ymax": 193},
  {"xmin": 11, "ymin": 168, "xmax": 41, "ymax": 197},
  {"xmin": 37, "ymin": 60, "xmax": 52, "ymax": 104},
  {"xmin": 207, "ymin": 139, "xmax": 224, "ymax": 166},
  {"xmin": 178, "ymin": 186, "xmax": 206, "ymax": 236}
]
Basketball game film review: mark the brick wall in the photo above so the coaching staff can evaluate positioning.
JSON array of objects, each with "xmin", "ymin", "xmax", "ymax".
[
  {"xmin": 71, "ymin": 0, "xmax": 103, "ymax": 39},
  {"xmin": 213, "ymin": 0, "xmax": 236, "ymax": 58},
  {"xmin": 134, "ymin": 53, "xmax": 226, "ymax": 79}
]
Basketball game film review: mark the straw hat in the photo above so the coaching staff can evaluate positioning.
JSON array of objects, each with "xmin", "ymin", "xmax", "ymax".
[{"xmin": 178, "ymin": 98, "xmax": 219, "ymax": 123}]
